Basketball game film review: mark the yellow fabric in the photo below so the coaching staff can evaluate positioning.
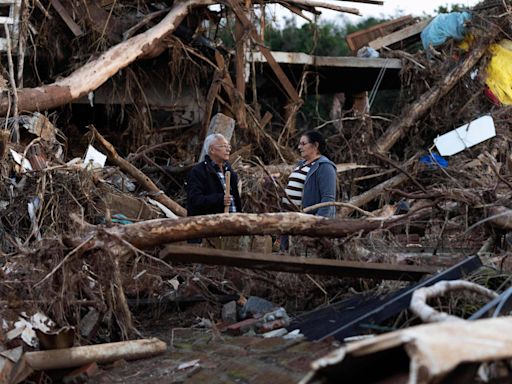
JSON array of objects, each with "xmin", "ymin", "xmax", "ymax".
[
  {"xmin": 486, "ymin": 40, "xmax": 512, "ymax": 105},
  {"xmin": 458, "ymin": 34, "xmax": 475, "ymax": 51}
]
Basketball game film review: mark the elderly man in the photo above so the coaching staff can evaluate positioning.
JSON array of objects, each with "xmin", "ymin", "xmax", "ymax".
[{"xmin": 187, "ymin": 133, "xmax": 242, "ymax": 216}]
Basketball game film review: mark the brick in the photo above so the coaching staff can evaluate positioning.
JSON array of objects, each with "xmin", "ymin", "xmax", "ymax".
[
  {"xmin": 224, "ymin": 318, "xmax": 259, "ymax": 336},
  {"xmin": 63, "ymin": 362, "xmax": 99, "ymax": 384}
]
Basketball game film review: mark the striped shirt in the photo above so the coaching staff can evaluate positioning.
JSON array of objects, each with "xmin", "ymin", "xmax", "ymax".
[
  {"xmin": 211, "ymin": 159, "xmax": 237, "ymax": 213},
  {"xmin": 282, "ymin": 163, "xmax": 311, "ymax": 210}
]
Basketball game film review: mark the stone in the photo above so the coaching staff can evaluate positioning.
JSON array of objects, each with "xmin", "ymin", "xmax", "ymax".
[{"xmin": 222, "ymin": 301, "xmax": 237, "ymax": 324}]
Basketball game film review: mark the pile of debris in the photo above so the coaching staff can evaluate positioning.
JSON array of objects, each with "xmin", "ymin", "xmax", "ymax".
[{"xmin": 3, "ymin": 0, "xmax": 512, "ymax": 382}]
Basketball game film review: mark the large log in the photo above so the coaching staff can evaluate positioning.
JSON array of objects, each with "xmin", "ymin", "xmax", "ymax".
[
  {"xmin": 97, "ymin": 212, "xmax": 425, "ymax": 249},
  {"xmin": 373, "ymin": 33, "xmax": 497, "ymax": 154},
  {"xmin": 0, "ymin": 0, "xmax": 214, "ymax": 115},
  {"xmin": 24, "ymin": 338, "xmax": 166, "ymax": 370}
]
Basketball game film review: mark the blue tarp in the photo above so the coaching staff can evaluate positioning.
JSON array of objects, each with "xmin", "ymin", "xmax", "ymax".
[
  {"xmin": 420, "ymin": 153, "xmax": 448, "ymax": 169},
  {"xmin": 421, "ymin": 12, "xmax": 471, "ymax": 49}
]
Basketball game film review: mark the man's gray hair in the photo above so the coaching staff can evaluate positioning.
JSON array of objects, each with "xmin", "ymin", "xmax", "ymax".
[{"xmin": 199, "ymin": 133, "xmax": 226, "ymax": 162}]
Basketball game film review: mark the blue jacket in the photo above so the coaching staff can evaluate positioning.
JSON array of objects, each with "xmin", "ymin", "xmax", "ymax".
[{"xmin": 301, "ymin": 155, "xmax": 337, "ymax": 217}]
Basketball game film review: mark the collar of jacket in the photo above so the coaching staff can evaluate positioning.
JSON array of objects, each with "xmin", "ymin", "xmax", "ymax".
[
  {"xmin": 299, "ymin": 155, "xmax": 335, "ymax": 183},
  {"xmin": 204, "ymin": 154, "xmax": 231, "ymax": 173}
]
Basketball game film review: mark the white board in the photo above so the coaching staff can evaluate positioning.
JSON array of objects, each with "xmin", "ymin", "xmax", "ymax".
[{"xmin": 434, "ymin": 115, "xmax": 496, "ymax": 156}]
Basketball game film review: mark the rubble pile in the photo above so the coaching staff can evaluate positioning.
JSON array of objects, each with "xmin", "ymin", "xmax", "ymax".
[{"xmin": 2, "ymin": 0, "xmax": 512, "ymax": 382}]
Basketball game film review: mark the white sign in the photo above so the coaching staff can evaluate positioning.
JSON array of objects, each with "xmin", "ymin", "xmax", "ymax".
[{"xmin": 434, "ymin": 115, "xmax": 496, "ymax": 156}]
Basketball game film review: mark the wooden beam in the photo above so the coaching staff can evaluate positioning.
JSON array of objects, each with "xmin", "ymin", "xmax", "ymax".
[
  {"xmin": 234, "ymin": 7, "xmax": 247, "ymax": 128},
  {"xmin": 368, "ymin": 19, "xmax": 430, "ymax": 50},
  {"xmin": 51, "ymin": 0, "xmax": 84, "ymax": 37},
  {"xmin": 160, "ymin": 245, "xmax": 439, "ymax": 281},
  {"xmin": 338, "ymin": 0, "xmax": 383, "ymax": 4},
  {"xmin": 228, "ymin": 0, "xmax": 301, "ymax": 103},
  {"xmin": 200, "ymin": 70, "xmax": 223, "ymax": 140}
]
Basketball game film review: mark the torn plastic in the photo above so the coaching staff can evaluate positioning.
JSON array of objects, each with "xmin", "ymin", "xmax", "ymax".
[
  {"xmin": 421, "ymin": 12, "xmax": 471, "ymax": 49},
  {"xmin": 485, "ymin": 39, "xmax": 512, "ymax": 105}
]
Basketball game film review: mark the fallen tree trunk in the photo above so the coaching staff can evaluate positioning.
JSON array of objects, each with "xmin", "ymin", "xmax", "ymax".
[
  {"xmin": 0, "ymin": 0, "xmax": 214, "ymax": 115},
  {"xmin": 91, "ymin": 126, "xmax": 186, "ymax": 217},
  {"xmin": 373, "ymin": 31, "xmax": 498, "ymax": 154},
  {"xmin": 78, "ymin": 211, "xmax": 429, "ymax": 249},
  {"xmin": 339, "ymin": 173, "xmax": 409, "ymax": 217},
  {"xmin": 24, "ymin": 338, "xmax": 166, "ymax": 370}
]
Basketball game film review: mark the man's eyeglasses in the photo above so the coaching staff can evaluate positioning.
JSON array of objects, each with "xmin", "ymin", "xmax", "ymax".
[
  {"xmin": 214, "ymin": 144, "xmax": 232, "ymax": 150},
  {"xmin": 298, "ymin": 141, "xmax": 311, "ymax": 147}
]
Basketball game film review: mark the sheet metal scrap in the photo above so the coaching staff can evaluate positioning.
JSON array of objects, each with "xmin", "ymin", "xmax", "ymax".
[{"xmin": 289, "ymin": 255, "xmax": 482, "ymax": 341}]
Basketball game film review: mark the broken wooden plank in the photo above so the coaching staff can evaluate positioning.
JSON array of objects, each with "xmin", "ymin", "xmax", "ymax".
[
  {"xmin": 50, "ymin": 0, "xmax": 84, "ymax": 37},
  {"xmin": 248, "ymin": 51, "xmax": 402, "ymax": 69},
  {"xmin": 368, "ymin": 19, "xmax": 430, "ymax": 50},
  {"xmin": 228, "ymin": 0, "xmax": 300, "ymax": 103},
  {"xmin": 281, "ymin": 0, "xmax": 360, "ymax": 14},
  {"xmin": 200, "ymin": 70, "xmax": 223, "ymax": 139},
  {"xmin": 160, "ymin": 245, "xmax": 439, "ymax": 281},
  {"xmin": 346, "ymin": 15, "xmax": 414, "ymax": 51},
  {"xmin": 234, "ymin": 5, "xmax": 248, "ymax": 128}
]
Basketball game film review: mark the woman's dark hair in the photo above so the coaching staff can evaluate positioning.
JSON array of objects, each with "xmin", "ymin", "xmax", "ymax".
[{"xmin": 303, "ymin": 130, "xmax": 327, "ymax": 155}]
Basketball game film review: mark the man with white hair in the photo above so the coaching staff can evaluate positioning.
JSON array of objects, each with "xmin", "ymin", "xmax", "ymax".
[{"xmin": 187, "ymin": 133, "xmax": 242, "ymax": 217}]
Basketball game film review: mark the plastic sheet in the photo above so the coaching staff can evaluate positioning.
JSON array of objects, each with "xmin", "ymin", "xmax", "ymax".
[
  {"xmin": 485, "ymin": 40, "xmax": 512, "ymax": 105},
  {"xmin": 421, "ymin": 12, "xmax": 471, "ymax": 49}
]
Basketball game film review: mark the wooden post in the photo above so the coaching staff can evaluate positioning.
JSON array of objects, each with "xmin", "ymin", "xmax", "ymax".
[{"xmin": 224, "ymin": 170, "xmax": 231, "ymax": 213}]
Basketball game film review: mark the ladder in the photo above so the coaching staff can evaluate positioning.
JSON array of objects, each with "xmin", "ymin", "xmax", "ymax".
[{"xmin": 0, "ymin": 0, "xmax": 22, "ymax": 52}]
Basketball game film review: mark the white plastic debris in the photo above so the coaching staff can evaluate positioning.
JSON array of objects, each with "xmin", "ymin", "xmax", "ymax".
[
  {"xmin": 83, "ymin": 145, "xmax": 107, "ymax": 169},
  {"xmin": 434, "ymin": 115, "xmax": 496, "ymax": 156},
  {"xmin": 262, "ymin": 328, "xmax": 288, "ymax": 338},
  {"xmin": 9, "ymin": 149, "xmax": 33, "ymax": 171},
  {"xmin": 177, "ymin": 359, "xmax": 200, "ymax": 370},
  {"xmin": 283, "ymin": 329, "xmax": 304, "ymax": 340},
  {"xmin": 147, "ymin": 198, "xmax": 178, "ymax": 219}
]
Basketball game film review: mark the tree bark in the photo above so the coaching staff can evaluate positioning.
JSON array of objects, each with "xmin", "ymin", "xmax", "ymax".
[
  {"xmin": 339, "ymin": 173, "xmax": 409, "ymax": 217},
  {"xmin": 94, "ymin": 212, "xmax": 417, "ymax": 249},
  {"xmin": 0, "ymin": 0, "xmax": 214, "ymax": 116}
]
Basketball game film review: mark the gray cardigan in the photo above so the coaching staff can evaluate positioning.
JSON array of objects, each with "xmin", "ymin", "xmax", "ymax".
[{"xmin": 300, "ymin": 155, "xmax": 337, "ymax": 217}]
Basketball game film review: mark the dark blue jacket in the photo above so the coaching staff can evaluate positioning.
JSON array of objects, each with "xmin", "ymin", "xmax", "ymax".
[{"xmin": 186, "ymin": 155, "xmax": 242, "ymax": 216}]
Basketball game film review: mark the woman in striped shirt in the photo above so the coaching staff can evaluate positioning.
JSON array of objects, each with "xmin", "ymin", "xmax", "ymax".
[
  {"xmin": 282, "ymin": 131, "xmax": 337, "ymax": 217},
  {"xmin": 280, "ymin": 131, "xmax": 337, "ymax": 251}
]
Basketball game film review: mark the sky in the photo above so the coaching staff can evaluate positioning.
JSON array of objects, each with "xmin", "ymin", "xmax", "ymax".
[{"xmin": 273, "ymin": 0, "xmax": 482, "ymax": 25}]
